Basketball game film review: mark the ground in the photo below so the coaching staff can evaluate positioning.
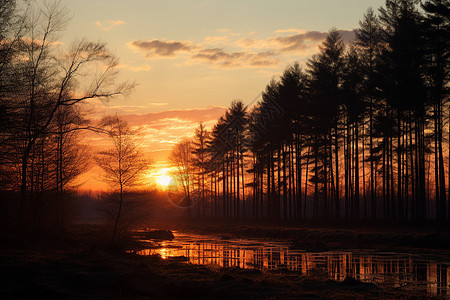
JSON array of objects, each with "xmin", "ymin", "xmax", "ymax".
[
  {"xmin": 163, "ymin": 219, "xmax": 450, "ymax": 255},
  {"xmin": 1, "ymin": 222, "xmax": 448, "ymax": 299}
]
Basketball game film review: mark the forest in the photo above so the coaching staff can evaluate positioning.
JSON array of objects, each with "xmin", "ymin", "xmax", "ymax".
[
  {"xmin": 0, "ymin": 0, "xmax": 137, "ymax": 234},
  {"xmin": 0, "ymin": 0, "xmax": 449, "ymax": 228},
  {"xmin": 170, "ymin": 0, "xmax": 450, "ymax": 223},
  {"xmin": 1, "ymin": 1, "xmax": 449, "ymax": 299}
]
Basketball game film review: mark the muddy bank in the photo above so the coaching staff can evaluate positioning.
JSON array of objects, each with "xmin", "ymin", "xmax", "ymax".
[
  {"xmin": 1, "ymin": 225, "xmax": 443, "ymax": 299},
  {"xmin": 158, "ymin": 220, "xmax": 450, "ymax": 254},
  {"xmin": 0, "ymin": 244, "xmax": 434, "ymax": 299}
]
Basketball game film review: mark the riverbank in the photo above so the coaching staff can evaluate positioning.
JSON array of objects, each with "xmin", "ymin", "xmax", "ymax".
[
  {"xmin": 1, "ymin": 224, "xmax": 448, "ymax": 299},
  {"xmin": 158, "ymin": 219, "xmax": 450, "ymax": 255}
]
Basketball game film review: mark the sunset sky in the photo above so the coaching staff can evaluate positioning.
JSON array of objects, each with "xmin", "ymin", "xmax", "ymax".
[{"xmin": 58, "ymin": 0, "xmax": 386, "ymax": 189}]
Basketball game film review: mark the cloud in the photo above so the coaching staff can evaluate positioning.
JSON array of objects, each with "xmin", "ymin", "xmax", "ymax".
[
  {"xmin": 274, "ymin": 29, "xmax": 355, "ymax": 52},
  {"xmin": 203, "ymin": 35, "xmax": 230, "ymax": 45},
  {"xmin": 148, "ymin": 102, "xmax": 169, "ymax": 106},
  {"xmin": 79, "ymin": 106, "xmax": 228, "ymax": 190},
  {"xmin": 129, "ymin": 39, "xmax": 195, "ymax": 58},
  {"xmin": 235, "ymin": 38, "xmax": 264, "ymax": 48},
  {"xmin": 338, "ymin": 30, "xmax": 356, "ymax": 43},
  {"xmin": 117, "ymin": 63, "xmax": 151, "ymax": 72},
  {"xmin": 272, "ymin": 31, "xmax": 327, "ymax": 52},
  {"xmin": 118, "ymin": 106, "xmax": 226, "ymax": 153},
  {"xmin": 128, "ymin": 29, "xmax": 355, "ymax": 67},
  {"xmin": 191, "ymin": 48, "xmax": 279, "ymax": 68},
  {"xmin": 83, "ymin": 99, "xmax": 172, "ymax": 115},
  {"xmin": 121, "ymin": 106, "xmax": 226, "ymax": 126},
  {"xmin": 82, "ymin": 106, "xmax": 226, "ymax": 163},
  {"xmin": 275, "ymin": 28, "xmax": 307, "ymax": 34},
  {"xmin": 129, "ymin": 38, "xmax": 279, "ymax": 67},
  {"xmin": 95, "ymin": 19, "xmax": 126, "ymax": 31},
  {"xmin": 236, "ymin": 29, "xmax": 355, "ymax": 54}
]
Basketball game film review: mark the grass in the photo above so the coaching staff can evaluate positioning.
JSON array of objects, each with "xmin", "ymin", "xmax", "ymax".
[{"xmin": 1, "ymin": 223, "xmax": 447, "ymax": 299}]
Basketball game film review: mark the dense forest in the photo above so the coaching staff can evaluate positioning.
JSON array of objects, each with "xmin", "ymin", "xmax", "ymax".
[
  {"xmin": 171, "ymin": 0, "xmax": 450, "ymax": 222},
  {"xmin": 1, "ymin": 2, "xmax": 448, "ymax": 298},
  {"xmin": 0, "ymin": 0, "xmax": 449, "ymax": 230}
]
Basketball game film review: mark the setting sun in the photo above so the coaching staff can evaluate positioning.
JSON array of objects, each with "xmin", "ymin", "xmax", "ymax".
[
  {"xmin": 156, "ymin": 174, "xmax": 172, "ymax": 187},
  {"xmin": 150, "ymin": 167, "xmax": 174, "ymax": 188}
]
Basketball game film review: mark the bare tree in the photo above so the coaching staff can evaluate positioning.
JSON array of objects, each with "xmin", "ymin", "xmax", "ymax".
[
  {"xmin": 169, "ymin": 138, "xmax": 194, "ymax": 217},
  {"xmin": 95, "ymin": 115, "xmax": 149, "ymax": 243},
  {"xmin": 5, "ymin": 1, "xmax": 133, "ymax": 217}
]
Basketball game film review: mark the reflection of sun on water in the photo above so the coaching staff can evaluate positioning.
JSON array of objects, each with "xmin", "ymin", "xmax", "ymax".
[{"xmin": 160, "ymin": 242, "xmax": 167, "ymax": 259}]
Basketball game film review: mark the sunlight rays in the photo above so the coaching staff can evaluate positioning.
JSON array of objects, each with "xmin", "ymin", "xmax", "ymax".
[{"xmin": 150, "ymin": 167, "xmax": 174, "ymax": 189}]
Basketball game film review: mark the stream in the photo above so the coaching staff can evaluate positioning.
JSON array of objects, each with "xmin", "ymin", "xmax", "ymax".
[{"xmin": 135, "ymin": 231, "xmax": 449, "ymax": 297}]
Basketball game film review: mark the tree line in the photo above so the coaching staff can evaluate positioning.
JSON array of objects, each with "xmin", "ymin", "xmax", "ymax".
[
  {"xmin": 171, "ymin": 0, "xmax": 449, "ymax": 222},
  {"xmin": 0, "ymin": 1, "xmax": 132, "ymax": 231}
]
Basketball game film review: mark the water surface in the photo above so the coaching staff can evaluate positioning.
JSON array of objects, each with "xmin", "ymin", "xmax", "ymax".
[{"xmin": 136, "ymin": 231, "xmax": 449, "ymax": 297}]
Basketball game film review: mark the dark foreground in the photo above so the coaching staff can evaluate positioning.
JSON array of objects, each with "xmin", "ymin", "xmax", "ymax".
[{"xmin": 1, "ymin": 224, "xmax": 448, "ymax": 299}]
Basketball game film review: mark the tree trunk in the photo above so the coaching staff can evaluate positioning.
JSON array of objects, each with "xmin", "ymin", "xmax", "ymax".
[{"xmin": 112, "ymin": 184, "xmax": 123, "ymax": 243}]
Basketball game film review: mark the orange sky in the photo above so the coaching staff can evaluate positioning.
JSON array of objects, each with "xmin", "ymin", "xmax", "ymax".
[
  {"xmin": 58, "ymin": 0, "xmax": 387, "ymax": 190},
  {"xmin": 77, "ymin": 103, "xmax": 226, "ymax": 190}
]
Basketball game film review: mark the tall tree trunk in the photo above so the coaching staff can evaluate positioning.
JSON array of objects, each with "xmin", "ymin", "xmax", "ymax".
[
  {"xmin": 398, "ymin": 110, "xmax": 403, "ymax": 220},
  {"xmin": 304, "ymin": 145, "xmax": 310, "ymax": 219},
  {"xmin": 296, "ymin": 137, "xmax": 302, "ymax": 220},
  {"xmin": 282, "ymin": 144, "xmax": 288, "ymax": 220},
  {"xmin": 370, "ymin": 96, "xmax": 376, "ymax": 220},
  {"xmin": 112, "ymin": 183, "xmax": 124, "ymax": 243},
  {"xmin": 236, "ymin": 146, "xmax": 240, "ymax": 219},
  {"xmin": 355, "ymin": 121, "xmax": 360, "ymax": 219},
  {"xmin": 335, "ymin": 123, "xmax": 340, "ymax": 219},
  {"xmin": 362, "ymin": 123, "xmax": 367, "ymax": 219},
  {"xmin": 434, "ymin": 104, "xmax": 440, "ymax": 220},
  {"xmin": 314, "ymin": 136, "xmax": 319, "ymax": 220},
  {"xmin": 437, "ymin": 101, "xmax": 446, "ymax": 221}
]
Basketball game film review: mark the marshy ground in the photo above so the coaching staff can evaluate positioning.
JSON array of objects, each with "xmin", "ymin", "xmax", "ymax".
[{"xmin": 1, "ymin": 222, "xmax": 449, "ymax": 299}]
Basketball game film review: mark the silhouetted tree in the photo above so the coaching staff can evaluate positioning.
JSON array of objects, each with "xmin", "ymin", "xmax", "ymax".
[
  {"xmin": 95, "ymin": 116, "xmax": 148, "ymax": 243},
  {"xmin": 169, "ymin": 138, "xmax": 194, "ymax": 217},
  {"xmin": 191, "ymin": 123, "xmax": 210, "ymax": 217},
  {"xmin": 355, "ymin": 7, "xmax": 384, "ymax": 220},
  {"xmin": 422, "ymin": 0, "xmax": 449, "ymax": 221},
  {"xmin": 173, "ymin": 0, "xmax": 449, "ymax": 223}
]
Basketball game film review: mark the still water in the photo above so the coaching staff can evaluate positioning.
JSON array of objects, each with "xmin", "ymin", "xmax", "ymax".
[{"xmin": 136, "ymin": 231, "xmax": 449, "ymax": 297}]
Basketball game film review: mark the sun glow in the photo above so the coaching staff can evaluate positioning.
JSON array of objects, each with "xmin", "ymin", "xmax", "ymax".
[
  {"xmin": 152, "ymin": 167, "xmax": 173, "ymax": 189},
  {"xmin": 156, "ymin": 174, "xmax": 172, "ymax": 187}
]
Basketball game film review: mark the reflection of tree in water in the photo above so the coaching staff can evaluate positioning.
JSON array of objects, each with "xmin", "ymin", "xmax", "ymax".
[{"xmin": 137, "ymin": 238, "xmax": 449, "ymax": 297}]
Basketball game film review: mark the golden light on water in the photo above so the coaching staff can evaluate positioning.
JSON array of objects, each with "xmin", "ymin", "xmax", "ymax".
[{"xmin": 161, "ymin": 242, "xmax": 167, "ymax": 259}]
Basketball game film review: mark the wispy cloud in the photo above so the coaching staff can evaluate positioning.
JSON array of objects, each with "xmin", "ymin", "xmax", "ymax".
[
  {"xmin": 128, "ymin": 29, "xmax": 355, "ymax": 68},
  {"xmin": 119, "ymin": 106, "xmax": 226, "ymax": 152},
  {"xmin": 272, "ymin": 31, "xmax": 328, "ymax": 52},
  {"xmin": 237, "ymin": 29, "xmax": 355, "ymax": 54},
  {"xmin": 95, "ymin": 19, "xmax": 126, "ymax": 31},
  {"xmin": 117, "ymin": 63, "xmax": 151, "ymax": 72},
  {"xmin": 129, "ymin": 39, "xmax": 195, "ymax": 58},
  {"xmin": 273, "ymin": 29, "xmax": 355, "ymax": 52},
  {"xmin": 83, "ymin": 99, "xmax": 171, "ymax": 115},
  {"xmin": 191, "ymin": 48, "xmax": 279, "ymax": 68},
  {"xmin": 121, "ymin": 106, "xmax": 226, "ymax": 125},
  {"xmin": 148, "ymin": 102, "xmax": 169, "ymax": 106},
  {"xmin": 203, "ymin": 35, "xmax": 230, "ymax": 45},
  {"xmin": 275, "ymin": 28, "xmax": 307, "ymax": 34},
  {"xmin": 82, "ymin": 106, "xmax": 226, "ymax": 158}
]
